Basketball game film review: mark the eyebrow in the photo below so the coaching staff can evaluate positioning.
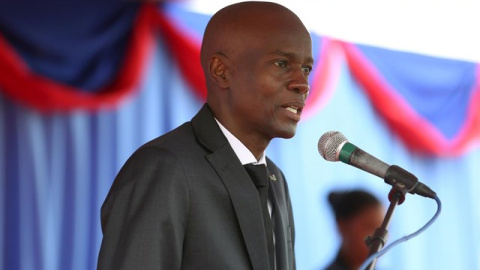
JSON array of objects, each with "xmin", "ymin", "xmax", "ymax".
[{"xmin": 272, "ymin": 50, "xmax": 314, "ymax": 65}]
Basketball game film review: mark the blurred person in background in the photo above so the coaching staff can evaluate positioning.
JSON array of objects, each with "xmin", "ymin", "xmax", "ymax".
[{"xmin": 324, "ymin": 189, "xmax": 385, "ymax": 270}]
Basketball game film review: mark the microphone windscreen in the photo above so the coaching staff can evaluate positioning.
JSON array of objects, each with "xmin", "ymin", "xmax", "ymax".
[{"xmin": 318, "ymin": 131, "xmax": 347, "ymax": 161}]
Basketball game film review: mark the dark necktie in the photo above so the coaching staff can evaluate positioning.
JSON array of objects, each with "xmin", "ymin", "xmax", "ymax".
[{"xmin": 244, "ymin": 163, "xmax": 275, "ymax": 270}]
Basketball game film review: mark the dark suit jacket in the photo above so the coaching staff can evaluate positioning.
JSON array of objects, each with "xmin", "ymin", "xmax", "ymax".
[{"xmin": 97, "ymin": 104, "xmax": 296, "ymax": 270}]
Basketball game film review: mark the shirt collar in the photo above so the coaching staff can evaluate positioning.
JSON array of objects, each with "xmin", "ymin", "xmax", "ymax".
[{"xmin": 215, "ymin": 118, "xmax": 266, "ymax": 166}]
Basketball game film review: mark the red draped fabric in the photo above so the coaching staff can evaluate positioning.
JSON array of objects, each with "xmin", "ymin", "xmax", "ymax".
[
  {"xmin": 0, "ymin": 4, "xmax": 156, "ymax": 112},
  {"xmin": 303, "ymin": 38, "xmax": 343, "ymax": 119},
  {"xmin": 0, "ymin": 3, "xmax": 478, "ymax": 156},
  {"xmin": 342, "ymin": 42, "xmax": 480, "ymax": 157},
  {"xmin": 152, "ymin": 8, "xmax": 207, "ymax": 101}
]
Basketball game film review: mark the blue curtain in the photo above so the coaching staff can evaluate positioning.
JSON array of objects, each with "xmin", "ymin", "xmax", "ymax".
[
  {"xmin": 0, "ymin": 39, "xmax": 203, "ymax": 270},
  {"xmin": 1, "ymin": 5, "xmax": 479, "ymax": 270}
]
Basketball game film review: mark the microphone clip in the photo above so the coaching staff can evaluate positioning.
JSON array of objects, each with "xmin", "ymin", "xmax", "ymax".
[{"xmin": 384, "ymin": 165, "xmax": 419, "ymax": 202}]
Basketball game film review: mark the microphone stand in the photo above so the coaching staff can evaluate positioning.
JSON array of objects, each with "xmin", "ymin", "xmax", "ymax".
[{"xmin": 364, "ymin": 184, "xmax": 407, "ymax": 270}]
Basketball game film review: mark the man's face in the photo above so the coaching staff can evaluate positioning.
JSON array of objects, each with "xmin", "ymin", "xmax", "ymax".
[{"xmin": 226, "ymin": 24, "xmax": 314, "ymax": 141}]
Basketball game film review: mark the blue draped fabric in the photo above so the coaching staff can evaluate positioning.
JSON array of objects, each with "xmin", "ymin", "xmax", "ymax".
[
  {"xmin": 1, "ymin": 2, "xmax": 479, "ymax": 270},
  {"xmin": 0, "ymin": 1, "xmax": 140, "ymax": 91},
  {"xmin": 355, "ymin": 44, "xmax": 477, "ymax": 140}
]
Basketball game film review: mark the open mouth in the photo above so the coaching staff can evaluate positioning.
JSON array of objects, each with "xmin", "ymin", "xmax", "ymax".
[
  {"xmin": 285, "ymin": 106, "xmax": 299, "ymax": 114},
  {"xmin": 284, "ymin": 105, "xmax": 303, "ymax": 115}
]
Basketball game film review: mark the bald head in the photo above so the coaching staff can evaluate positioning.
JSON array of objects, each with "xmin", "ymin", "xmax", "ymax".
[{"xmin": 200, "ymin": 1, "xmax": 310, "ymax": 79}]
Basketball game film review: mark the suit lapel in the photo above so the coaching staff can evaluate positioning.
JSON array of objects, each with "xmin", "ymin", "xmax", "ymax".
[{"xmin": 191, "ymin": 105, "xmax": 271, "ymax": 270}]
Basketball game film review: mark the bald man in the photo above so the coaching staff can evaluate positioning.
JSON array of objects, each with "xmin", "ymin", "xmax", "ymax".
[{"xmin": 97, "ymin": 2, "xmax": 313, "ymax": 270}]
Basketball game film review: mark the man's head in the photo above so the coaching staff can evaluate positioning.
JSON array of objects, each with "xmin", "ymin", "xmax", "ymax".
[{"xmin": 200, "ymin": 1, "xmax": 313, "ymax": 156}]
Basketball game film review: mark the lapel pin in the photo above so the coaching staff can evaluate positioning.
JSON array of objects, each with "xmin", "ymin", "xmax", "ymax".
[{"xmin": 269, "ymin": 174, "xmax": 277, "ymax": 181}]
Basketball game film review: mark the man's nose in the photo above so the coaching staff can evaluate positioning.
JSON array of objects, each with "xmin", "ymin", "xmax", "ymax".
[{"xmin": 288, "ymin": 70, "xmax": 310, "ymax": 94}]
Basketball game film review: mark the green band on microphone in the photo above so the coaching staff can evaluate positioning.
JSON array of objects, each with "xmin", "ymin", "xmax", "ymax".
[{"xmin": 339, "ymin": 142, "xmax": 357, "ymax": 163}]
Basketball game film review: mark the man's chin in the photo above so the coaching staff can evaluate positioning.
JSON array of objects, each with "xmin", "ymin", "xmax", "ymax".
[{"xmin": 276, "ymin": 127, "xmax": 297, "ymax": 139}]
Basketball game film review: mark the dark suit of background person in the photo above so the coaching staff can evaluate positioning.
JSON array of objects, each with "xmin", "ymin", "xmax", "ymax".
[{"xmin": 97, "ymin": 1, "xmax": 314, "ymax": 270}]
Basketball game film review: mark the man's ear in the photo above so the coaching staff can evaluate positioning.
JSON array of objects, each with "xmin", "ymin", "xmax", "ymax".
[{"xmin": 209, "ymin": 54, "xmax": 229, "ymax": 88}]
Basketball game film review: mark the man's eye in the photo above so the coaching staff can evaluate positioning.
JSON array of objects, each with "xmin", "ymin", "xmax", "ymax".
[
  {"xmin": 275, "ymin": 60, "xmax": 287, "ymax": 67},
  {"xmin": 302, "ymin": 67, "xmax": 312, "ymax": 75}
]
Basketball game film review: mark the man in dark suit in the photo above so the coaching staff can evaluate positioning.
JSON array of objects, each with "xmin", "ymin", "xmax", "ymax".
[{"xmin": 97, "ymin": 1, "xmax": 313, "ymax": 269}]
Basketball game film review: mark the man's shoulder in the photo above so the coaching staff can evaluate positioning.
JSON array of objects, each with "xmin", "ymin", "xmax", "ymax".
[
  {"xmin": 144, "ymin": 104, "xmax": 215, "ymax": 149},
  {"xmin": 143, "ymin": 121, "xmax": 194, "ymax": 149}
]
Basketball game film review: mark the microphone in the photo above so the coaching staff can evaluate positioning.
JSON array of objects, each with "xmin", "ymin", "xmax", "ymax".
[{"xmin": 318, "ymin": 131, "xmax": 436, "ymax": 199}]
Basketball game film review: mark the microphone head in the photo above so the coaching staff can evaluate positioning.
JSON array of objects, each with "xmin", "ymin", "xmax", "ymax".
[{"xmin": 318, "ymin": 131, "xmax": 348, "ymax": 161}]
